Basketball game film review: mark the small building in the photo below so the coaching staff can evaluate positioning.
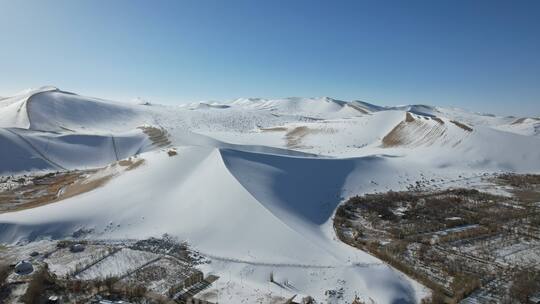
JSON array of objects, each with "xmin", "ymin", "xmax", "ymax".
[
  {"xmin": 70, "ymin": 243, "xmax": 85, "ymax": 253},
  {"xmin": 47, "ymin": 295, "xmax": 60, "ymax": 303},
  {"xmin": 168, "ymin": 267, "xmax": 205, "ymax": 297},
  {"xmin": 288, "ymin": 294, "xmax": 314, "ymax": 304},
  {"xmin": 530, "ymin": 292, "xmax": 540, "ymax": 304},
  {"xmin": 89, "ymin": 295, "xmax": 133, "ymax": 304},
  {"xmin": 288, "ymin": 295, "xmax": 302, "ymax": 304},
  {"xmin": 14, "ymin": 260, "xmax": 33, "ymax": 275}
]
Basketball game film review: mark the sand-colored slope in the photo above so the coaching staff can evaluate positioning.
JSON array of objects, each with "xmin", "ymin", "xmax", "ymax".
[
  {"xmin": 0, "ymin": 158, "xmax": 143, "ymax": 214},
  {"xmin": 381, "ymin": 112, "xmax": 471, "ymax": 148}
]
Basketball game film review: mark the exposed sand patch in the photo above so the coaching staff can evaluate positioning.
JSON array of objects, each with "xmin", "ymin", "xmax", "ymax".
[
  {"xmin": 0, "ymin": 158, "xmax": 145, "ymax": 214},
  {"xmin": 511, "ymin": 117, "xmax": 540, "ymax": 125},
  {"xmin": 382, "ymin": 112, "xmax": 447, "ymax": 148},
  {"xmin": 138, "ymin": 126, "xmax": 171, "ymax": 147},
  {"xmin": 381, "ymin": 123, "xmax": 405, "ymax": 147},
  {"xmin": 432, "ymin": 117, "xmax": 444, "ymax": 124},
  {"xmin": 260, "ymin": 126, "xmax": 288, "ymax": 132},
  {"xmin": 346, "ymin": 103, "xmax": 369, "ymax": 114},
  {"xmin": 0, "ymin": 172, "xmax": 84, "ymax": 213},
  {"xmin": 382, "ymin": 113, "xmax": 473, "ymax": 148},
  {"xmin": 58, "ymin": 174, "xmax": 113, "ymax": 201},
  {"xmin": 260, "ymin": 125, "xmax": 336, "ymax": 148},
  {"xmin": 405, "ymin": 112, "xmax": 415, "ymax": 122},
  {"xmin": 285, "ymin": 126, "xmax": 336, "ymax": 149},
  {"xmin": 512, "ymin": 117, "xmax": 528, "ymax": 125},
  {"xmin": 118, "ymin": 157, "xmax": 145, "ymax": 170},
  {"xmin": 450, "ymin": 120, "xmax": 473, "ymax": 132}
]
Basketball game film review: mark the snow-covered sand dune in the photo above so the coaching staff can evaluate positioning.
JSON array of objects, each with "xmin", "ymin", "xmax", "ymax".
[
  {"xmin": 0, "ymin": 87, "xmax": 155, "ymax": 173},
  {"xmin": 0, "ymin": 147, "xmax": 427, "ymax": 303},
  {"xmin": 1, "ymin": 87, "xmax": 539, "ymax": 303},
  {"xmin": 0, "ymin": 86, "xmax": 148, "ymax": 132},
  {"xmin": 0, "ymin": 128, "xmax": 151, "ymax": 173}
]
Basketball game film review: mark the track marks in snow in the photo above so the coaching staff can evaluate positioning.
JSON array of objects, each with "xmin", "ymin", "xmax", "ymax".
[{"xmin": 4, "ymin": 128, "xmax": 67, "ymax": 170}]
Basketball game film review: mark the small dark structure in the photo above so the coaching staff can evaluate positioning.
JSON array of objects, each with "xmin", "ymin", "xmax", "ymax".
[
  {"xmin": 530, "ymin": 292, "xmax": 540, "ymax": 304},
  {"xmin": 14, "ymin": 260, "xmax": 33, "ymax": 275},
  {"xmin": 70, "ymin": 243, "xmax": 85, "ymax": 253}
]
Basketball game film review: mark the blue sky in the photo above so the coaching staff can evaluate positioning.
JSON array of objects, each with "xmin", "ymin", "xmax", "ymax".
[{"xmin": 1, "ymin": 0, "xmax": 539, "ymax": 116}]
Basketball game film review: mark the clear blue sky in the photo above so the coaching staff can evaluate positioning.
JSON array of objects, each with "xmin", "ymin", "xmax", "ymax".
[{"xmin": 1, "ymin": 0, "xmax": 539, "ymax": 116}]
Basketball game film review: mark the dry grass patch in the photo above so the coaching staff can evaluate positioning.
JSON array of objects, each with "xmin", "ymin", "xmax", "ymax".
[
  {"xmin": 335, "ymin": 187, "xmax": 540, "ymax": 302},
  {"xmin": 494, "ymin": 173, "xmax": 540, "ymax": 203}
]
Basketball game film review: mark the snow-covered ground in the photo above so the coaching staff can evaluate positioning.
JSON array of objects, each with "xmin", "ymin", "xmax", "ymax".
[
  {"xmin": 75, "ymin": 248, "xmax": 159, "ymax": 281},
  {"xmin": 1, "ymin": 87, "xmax": 540, "ymax": 303}
]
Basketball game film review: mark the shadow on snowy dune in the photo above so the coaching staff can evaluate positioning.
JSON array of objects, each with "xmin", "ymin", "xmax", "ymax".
[{"xmin": 220, "ymin": 149, "xmax": 386, "ymax": 226}]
